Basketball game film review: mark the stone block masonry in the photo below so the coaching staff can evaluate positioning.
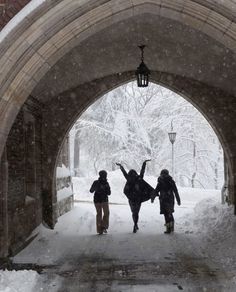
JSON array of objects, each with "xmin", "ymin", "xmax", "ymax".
[{"xmin": 6, "ymin": 96, "xmax": 43, "ymax": 255}]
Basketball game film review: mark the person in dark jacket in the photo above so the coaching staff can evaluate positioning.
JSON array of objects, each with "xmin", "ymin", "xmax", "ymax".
[
  {"xmin": 151, "ymin": 169, "xmax": 181, "ymax": 234},
  {"xmin": 90, "ymin": 170, "xmax": 111, "ymax": 235},
  {"xmin": 116, "ymin": 160, "xmax": 152, "ymax": 233}
]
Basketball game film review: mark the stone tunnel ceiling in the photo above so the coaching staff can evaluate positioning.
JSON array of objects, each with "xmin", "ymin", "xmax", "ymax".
[{"xmin": 32, "ymin": 13, "xmax": 236, "ymax": 103}]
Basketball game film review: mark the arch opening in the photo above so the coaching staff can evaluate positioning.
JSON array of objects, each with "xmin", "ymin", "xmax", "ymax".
[{"xmin": 68, "ymin": 81, "xmax": 225, "ymax": 204}]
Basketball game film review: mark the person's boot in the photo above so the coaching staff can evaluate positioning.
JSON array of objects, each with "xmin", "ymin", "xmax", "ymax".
[
  {"xmin": 164, "ymin": 223, "xmax": 171, "ymax": 234},
  {"xmin": 102, "ymin": 226, "xmax": 107, "ymax": 234},
  {"xmin": 133, "ymin": 224, "xmax": 138, "ymax": 233}
]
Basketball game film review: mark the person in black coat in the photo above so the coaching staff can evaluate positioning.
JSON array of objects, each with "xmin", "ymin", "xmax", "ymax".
[
  {"xmin": 90, "ymin": 170, "xmax": 111, "ymax": 235},
  {"xmin": 116, "ymin": 160, "xmax": 152, "ymax": 233},
  {"xmin": 151, "ymin": 169, "xmax": 181, "ymax": 234}
]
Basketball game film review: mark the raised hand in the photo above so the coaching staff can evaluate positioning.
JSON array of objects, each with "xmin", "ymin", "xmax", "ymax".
[
  {"xmin": 115, "ymin": 162, "xmax": 121, "ymax": 167},
  {"xmin": 144, "ymin": 159, "xmax": 151, "ymax": 163}
]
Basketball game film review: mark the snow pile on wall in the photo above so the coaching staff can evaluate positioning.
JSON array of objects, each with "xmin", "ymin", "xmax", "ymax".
[
  {"xmin": 56, "ymin": 164, "xmax": 73, "ymax": 202},
  {"xmin": 0, "ymin": 270, "xmax": 40, "ymax": 292},
  {"xmin": 56, "ymin": 164, "xmax": 70, "ymax": 178},
  {"xmin": 57, "ymin": 186, "xmax": 73, "ymax": 201}
]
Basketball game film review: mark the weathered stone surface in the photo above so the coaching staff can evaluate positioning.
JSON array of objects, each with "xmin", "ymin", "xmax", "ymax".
[{"xmin": 5, "ymin": 97, "xmax": 43, "ymax": 255}]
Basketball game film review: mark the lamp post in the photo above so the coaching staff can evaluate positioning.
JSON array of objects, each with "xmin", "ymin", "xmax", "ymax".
[
  {"xmin": 135, "ymin": 45, "xmax": 150, "ymax": 87},
  {"xmin": 168, "ymin": 121, "xmax": 176, "ymax": 178}
]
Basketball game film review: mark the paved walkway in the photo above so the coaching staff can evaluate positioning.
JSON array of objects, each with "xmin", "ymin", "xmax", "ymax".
[{"xmin": 13, "ymin": 203, "xmax": 236, "ymax": 291}]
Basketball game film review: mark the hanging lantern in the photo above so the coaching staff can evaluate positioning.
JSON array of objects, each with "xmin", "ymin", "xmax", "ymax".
[{"xmin": 135, "ymin": 45, "xmax": 150, "ymax": 87}]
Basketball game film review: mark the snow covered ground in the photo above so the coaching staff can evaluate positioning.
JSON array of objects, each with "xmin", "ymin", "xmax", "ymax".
[{"xmin": 1, "ymin": 173, "xmax": 236, "ymax": 291}]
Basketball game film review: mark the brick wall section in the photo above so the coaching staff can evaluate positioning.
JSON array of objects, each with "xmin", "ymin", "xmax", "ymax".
[
  {"xmin": 0, "ymin": 0, "xmax": 30, "ymax": 30},
  {"xmin": 4, "ymin": 94, "xmax": 72, "ymax": 255}
]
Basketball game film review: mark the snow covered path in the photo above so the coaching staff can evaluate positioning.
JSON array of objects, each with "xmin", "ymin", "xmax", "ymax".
[{"xmin": 11, "ymin": 198, "xmax": 236, "ymax": 292}]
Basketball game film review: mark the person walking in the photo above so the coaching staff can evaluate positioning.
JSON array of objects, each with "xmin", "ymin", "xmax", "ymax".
[
  {"xmin": 116, "ymin": 160, "xmax": 152, "ymax": 233},
  {"xmin": 151, "ymin": 169, "xmax": 181, "ymax": 234},
  {"xmin": 90, "ymin": 170, "xmax": 111, "ymax": 235}
]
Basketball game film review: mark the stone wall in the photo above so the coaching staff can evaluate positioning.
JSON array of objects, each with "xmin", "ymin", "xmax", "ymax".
[
  {"xmin": 56, "ymin": 138, "xmax": 74, "ymax": 217},
  {"xmin": 0, "ymin": 148, "xmax": 8, "ymax": 258},
  {"xmin": 6, "ymin": 97, "xmax": 43, "ymax": 255}
]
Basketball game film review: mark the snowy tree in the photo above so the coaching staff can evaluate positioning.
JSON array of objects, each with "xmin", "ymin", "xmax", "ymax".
[{"xmin": 70, "ymin": 82, "xmax": 224, "ymax": 189}]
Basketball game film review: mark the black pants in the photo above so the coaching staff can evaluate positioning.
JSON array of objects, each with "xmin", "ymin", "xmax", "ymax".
[
  {"xmin": 129, "ymin": 200, "xmax": 141, "ymax": 225},
  {"xmin": 164, "ymin": 212, "xmax": 174, "ymax": 224}
]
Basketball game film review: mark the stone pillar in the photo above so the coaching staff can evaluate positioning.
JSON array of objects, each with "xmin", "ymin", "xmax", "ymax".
[
  {"xmin": 227, "ymin": 156, "xmax": 236, "ymax": 215},
  {"xmin": 42, "ymin": 180, "xmax": 57, "ymax": 229},
  {"xmin": 0, "ymin": 148, "xmax": 8, "ymax": 258},
  {"xmin": 42, "ymin": 149, "xmax": 58, "ymax": 229}
]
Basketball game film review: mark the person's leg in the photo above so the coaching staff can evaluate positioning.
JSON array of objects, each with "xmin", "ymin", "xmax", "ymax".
[
  {"xmin": 135, "ymin": 202, "xmax": 141, "ymax": 228},
  {"xmin": 129, "ymin": 201, "xmax": 141, "ymax": 233},
  {"xmin": 101, "ymin": 202, "xmax": 110, "ymax": 232},
  {"xmin": 170, "ymin": 213, "xmax": 174, "ymax": 232},
  {"xmin": 129, "ymin": 201, "xmax": 138, "ymax": 224},
  {"xmin": 95, "ymin": 203, "xmax": 103, "ymax": 234},
  {"xmin": 164, "ymin": 211, "xmax": 172, "ymax": 234}
]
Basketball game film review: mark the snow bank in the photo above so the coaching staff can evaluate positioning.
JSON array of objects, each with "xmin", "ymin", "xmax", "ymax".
[
  {"xmin": 178, "ymin": 195, "xmax": 236, "ymax": 271},
  {"xmin": 0, "ymin": 270, "xmax": 40, "ymax": 292},
  {"xmin": 179, "ymin": 197, "xmax": 235, "ymax": 235}
]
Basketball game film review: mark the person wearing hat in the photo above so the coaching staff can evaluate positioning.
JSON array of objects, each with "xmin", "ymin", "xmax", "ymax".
[
  {"xmin": 151, "ymin": 169, "xmax": 181, "ymax": 234},
  {"xmin": 90, "ymin": 170, "xmax": 111, "ymax": 235}
]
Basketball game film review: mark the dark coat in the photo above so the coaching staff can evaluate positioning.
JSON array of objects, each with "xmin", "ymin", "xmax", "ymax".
[
  {"xmin": 90, "ymin": 178, "xmax": 111, "ymax": 203},
  {"xmin": 120, "ymin": 162, "xmax": 154, "ymax": 203},
  {"xmin": 154, "ymin": 174, "xmax": 180, "ymax": 214}
]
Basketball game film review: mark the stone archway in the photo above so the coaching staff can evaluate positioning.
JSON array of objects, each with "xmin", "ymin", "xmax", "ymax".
[
  {"xmin": 1, "ymin": 0, "xmax": 236, "ymax": 256},
  {"xmin": 45, "ymin": 71, "xmax": 233, "ymax": 229}
]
